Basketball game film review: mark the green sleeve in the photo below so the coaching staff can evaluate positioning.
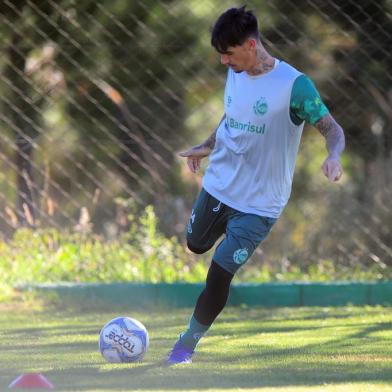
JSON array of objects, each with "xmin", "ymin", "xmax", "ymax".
[{"xmin": 290, "ymin": 74, "xmax": 329, "ymax": 126}]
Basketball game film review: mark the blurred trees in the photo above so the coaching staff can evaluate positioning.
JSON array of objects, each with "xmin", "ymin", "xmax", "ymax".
[
  {"xmin": 252, "ymin": 0, "xmax": 392, "ymax": 268},
  {"xmin": 1, "ymin": 0, "xmax": 203, "ymax": 228},
  {"xmin": 0, "ymin": 0, "xmax": 391, "ymax": 270}
]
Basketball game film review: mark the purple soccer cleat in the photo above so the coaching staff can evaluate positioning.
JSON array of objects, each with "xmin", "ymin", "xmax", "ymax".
[{"xmin": 167, "ymin": 340, "xmax": 194, "ymax": 364}]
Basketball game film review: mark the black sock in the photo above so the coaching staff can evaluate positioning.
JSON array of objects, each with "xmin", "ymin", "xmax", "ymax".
[{"xmin": 193, "ymin": 260, "xmax": 234, "ymax": 326}]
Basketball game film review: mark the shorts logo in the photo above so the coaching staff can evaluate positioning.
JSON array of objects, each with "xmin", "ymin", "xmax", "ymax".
[
  {"xmin": 253, "ymin": 97, "xmax": 268, "ymax": 116},
  {"xmin": 212, "ymin": 202, "xmax": 221, "ymax": 212},
  {"xmin": 233, "ymin": 248, "xmax": 249, "ymax": 264},
  {"xmin": 187, "ymin": 210, "xmax": 196, "ymax": 234}
]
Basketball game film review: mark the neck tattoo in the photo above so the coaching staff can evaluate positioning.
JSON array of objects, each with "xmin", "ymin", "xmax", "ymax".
[{"xmin": 247, "ymin": 48, "xmax": 275, "ymax": 76}]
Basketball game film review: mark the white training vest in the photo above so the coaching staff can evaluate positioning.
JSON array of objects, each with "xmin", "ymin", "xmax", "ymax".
[{"xmin": 203, "ymin": 61, "xmax": 304, "ymax": 218}]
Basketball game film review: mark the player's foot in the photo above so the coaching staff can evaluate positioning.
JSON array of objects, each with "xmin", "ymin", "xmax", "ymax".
[{"xmin": 166, "ymin": 340, "xmax": 194, "ymax": 364}]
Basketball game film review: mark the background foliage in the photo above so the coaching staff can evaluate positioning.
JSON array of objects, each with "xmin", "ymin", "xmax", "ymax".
[{"xmin": 0, "ymin": 0, "xmax": 391, "ymax": 283}]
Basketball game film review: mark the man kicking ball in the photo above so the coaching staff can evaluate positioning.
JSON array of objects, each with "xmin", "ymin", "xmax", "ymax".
[{"xmin": 167, "ymin": 6, "xmax": 345, "ymax": 364}]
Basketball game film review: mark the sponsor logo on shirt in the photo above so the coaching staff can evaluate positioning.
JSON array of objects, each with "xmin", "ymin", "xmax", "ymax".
[{"xmin": 226, "ymin": 116, "xmax": 266, "ymax": 134}]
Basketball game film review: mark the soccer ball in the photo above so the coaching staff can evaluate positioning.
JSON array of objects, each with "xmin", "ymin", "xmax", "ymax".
[{"xmin": 99, "ymin": 316, "xmax": 149, "ymax": 363}]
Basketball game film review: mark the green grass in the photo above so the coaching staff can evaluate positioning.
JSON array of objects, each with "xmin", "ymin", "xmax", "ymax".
[{"xmin": 0, "ymin": 301, "xmax": 391, "ymax": 392}]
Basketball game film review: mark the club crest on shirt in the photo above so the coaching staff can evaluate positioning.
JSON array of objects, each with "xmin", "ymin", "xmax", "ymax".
[{"xmin": 253, "ymin": 97, "xmax": 268, "ymax": 116}]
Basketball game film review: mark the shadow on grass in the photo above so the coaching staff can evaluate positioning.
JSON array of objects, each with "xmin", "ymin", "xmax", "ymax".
[
  {"xmin": 41, "ymin": 360, "xmax": 392, "ymax": 391},
  {"xmin": 12, "ymin": 320, "xmax": 392, "ymax": 391},
  {"xmin": 1, "ymin": 306, "xmax": 392, "ymax": 391}
]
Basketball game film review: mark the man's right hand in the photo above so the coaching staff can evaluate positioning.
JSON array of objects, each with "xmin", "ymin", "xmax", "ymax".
[{"xmin": 178, "ymin": 145, "xmax": 212, "ymax": 173}]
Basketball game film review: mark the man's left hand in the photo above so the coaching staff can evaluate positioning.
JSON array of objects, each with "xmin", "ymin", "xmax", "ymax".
[{"xmin": 322, "ymin": 157, "xmax": 343, "ymax": 182}]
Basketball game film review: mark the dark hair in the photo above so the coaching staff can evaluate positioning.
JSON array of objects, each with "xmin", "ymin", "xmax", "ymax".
[{"xmin": 211, "ymin": 6, "xmax": 259, "ymax": 53}]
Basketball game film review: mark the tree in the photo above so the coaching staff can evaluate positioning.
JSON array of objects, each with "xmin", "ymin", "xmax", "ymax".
[{"xmin": 0, "ymin": 0, "xmax": 202, "ymax": 229}]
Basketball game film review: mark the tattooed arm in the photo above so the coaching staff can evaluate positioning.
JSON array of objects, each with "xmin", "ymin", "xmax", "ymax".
[
  {"xmin": 179, "ymin": 114, "xmax": 225, "ymax": 173},
  {"xmin": 314, "ymin": 113, "xmax": 345, "ymax": 182}
]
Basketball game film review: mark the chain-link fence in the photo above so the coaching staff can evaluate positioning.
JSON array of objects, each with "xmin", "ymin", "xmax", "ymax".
[{"xmin": 0, "ymin": 0, "xmax": 391, "ymax": 273}]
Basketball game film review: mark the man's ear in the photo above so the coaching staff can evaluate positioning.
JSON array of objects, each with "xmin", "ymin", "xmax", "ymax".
[{"xmin": 247, "ymin": 38, "xmax": 257, "ymax": 50}]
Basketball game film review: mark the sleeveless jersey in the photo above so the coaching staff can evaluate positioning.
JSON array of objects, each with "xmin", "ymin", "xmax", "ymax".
[{"xmin": 203, "ymin": 61, "xmax": 305, "ymax": 218}]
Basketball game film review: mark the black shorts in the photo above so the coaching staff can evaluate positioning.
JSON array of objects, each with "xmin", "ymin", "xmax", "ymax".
[{"xmin": 187, "ymin": 188, "xmax": 276, "ymax": 274}]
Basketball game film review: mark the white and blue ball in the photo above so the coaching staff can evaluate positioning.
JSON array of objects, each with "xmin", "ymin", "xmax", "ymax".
[{"xmin": 99, "ymin": 317, "xmax": 149, "ymax": 363}]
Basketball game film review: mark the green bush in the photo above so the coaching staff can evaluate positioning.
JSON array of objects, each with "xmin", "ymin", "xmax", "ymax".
[
  {"xmin": 0, "ymin": 205, "xmax": 209, "ymax": 299},
  {"xmin": 0, "ymin": 205, "xmax": 389, "ymax": 300}
]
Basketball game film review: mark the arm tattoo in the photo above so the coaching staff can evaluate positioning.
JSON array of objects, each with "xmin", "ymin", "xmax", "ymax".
[
  {"xmin": 202, "ymin": 131, "xmax": 217, "ymax": 150},
  {"xmin": 200, "ymin": 114, "xmax": 226, "ymax": 150},
  {"xmin": 315, "ymin": 114, "xmax": 345, "ymax": 158}
]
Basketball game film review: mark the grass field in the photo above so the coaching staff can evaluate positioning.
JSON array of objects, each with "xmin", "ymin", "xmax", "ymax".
[{"xmin": 0, "ymin": 300, "xmax": 391, "ymax": 392}]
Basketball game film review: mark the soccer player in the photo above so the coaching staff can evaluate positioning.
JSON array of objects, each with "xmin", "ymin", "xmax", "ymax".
[{"xmin": 167, "ymin": 6, "xmax": 345, "ymax": 364}]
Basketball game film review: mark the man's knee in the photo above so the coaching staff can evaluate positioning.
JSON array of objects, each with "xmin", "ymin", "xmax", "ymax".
[{"xmin": 187, "ymin": 240, "xmax": 211, "ymax": 254}]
